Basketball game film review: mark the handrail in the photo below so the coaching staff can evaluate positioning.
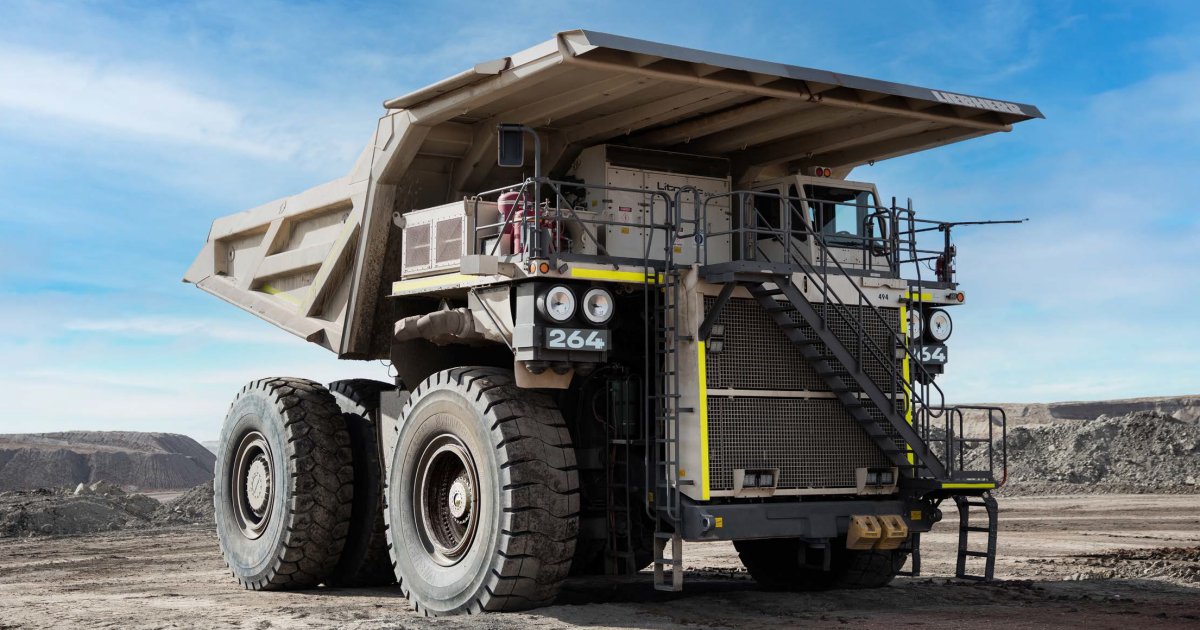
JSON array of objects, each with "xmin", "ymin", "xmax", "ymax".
[
  {"xmin": 464, "ymin": 176, "xmax": 991, "ymax": 483},
  {"xmin": 700, "ymin": 188, "xmax": 957, "ymax": 475}
]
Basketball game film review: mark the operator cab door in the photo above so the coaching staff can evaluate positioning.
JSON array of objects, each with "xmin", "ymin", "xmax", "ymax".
[
  {"xmin": 799, "ymin": 179, "xmax": 890, "ymax": 273},
  {"xmin": 743, "ymin": 181, "xmax": 813, "ymax": 265}
]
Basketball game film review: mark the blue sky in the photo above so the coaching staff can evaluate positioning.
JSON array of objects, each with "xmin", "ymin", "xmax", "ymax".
[{"xmin": 1, "ymin": 1, "xmax": 1197, "ymax": 441}]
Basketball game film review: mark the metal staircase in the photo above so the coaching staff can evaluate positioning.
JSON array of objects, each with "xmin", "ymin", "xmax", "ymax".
[
  {"xmin": 697, "ymin": 191, "xmax": 1006, "ymax": 580},
  {"xmin": 744, "ymin": 276, "xmax": 947, "ymax": 479},
  {"xmin": 699, "ymin": 194, "xmax": 1005, "ymax": 488}
]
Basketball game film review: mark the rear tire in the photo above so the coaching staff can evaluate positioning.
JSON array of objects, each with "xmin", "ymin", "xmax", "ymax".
[
  {"xmin": 214, "ymin": 378, "xmax": 354, "ymax": 590},
  {"xmin": 326, "ymin": 379, "xmax": 400, "ymax": 587},
  {"xmin": 735, "ymin": 537, "xmax": 907, "ymax": 590},
  {"xmin": 386, "ymin": 367, "xmax": 579, "ymax": 615}
]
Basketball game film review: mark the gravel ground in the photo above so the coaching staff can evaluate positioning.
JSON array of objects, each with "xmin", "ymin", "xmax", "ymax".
[{"xmin": 0, "ymin": 494, "xmax": 1197, "ymax": 629}]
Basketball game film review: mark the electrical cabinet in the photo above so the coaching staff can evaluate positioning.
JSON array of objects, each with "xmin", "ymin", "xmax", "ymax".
[{"xmin": 568, "ymin": 145, "xmax": 732, "ymax": 265}]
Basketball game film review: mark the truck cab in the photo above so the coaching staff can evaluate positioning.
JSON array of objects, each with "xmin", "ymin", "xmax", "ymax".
[{"xmin": 747, "ymin": 173, "xmax": 891, "ymax": 273}]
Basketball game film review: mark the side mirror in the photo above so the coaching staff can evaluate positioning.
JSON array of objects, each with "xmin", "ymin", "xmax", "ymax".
[{"xmin": 497, "ymin": 124, "xmax": 525, "ymax": 168}]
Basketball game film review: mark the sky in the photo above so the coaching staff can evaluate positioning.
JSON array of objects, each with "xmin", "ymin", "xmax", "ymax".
[{"xmin": 1, "ymin": 0, "xmax": 1198, "ymax": 441}]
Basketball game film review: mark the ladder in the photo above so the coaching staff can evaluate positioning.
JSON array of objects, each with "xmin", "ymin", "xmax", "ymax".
[
  {"xmin": 954, "ymin": 493, "xmax": 998, "ymax": 580},
  {"xmin": 648, "ymin": 193, "xmax": 688, "ymax": 592},
  {"xmin": 603, "ymin": 378, "xmax": 639, "ymax": 575}
]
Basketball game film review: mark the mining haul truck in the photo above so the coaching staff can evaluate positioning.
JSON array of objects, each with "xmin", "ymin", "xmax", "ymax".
[{"xmin": 186, "ymin": 30, "xmax": 1040, "ymax": 614}]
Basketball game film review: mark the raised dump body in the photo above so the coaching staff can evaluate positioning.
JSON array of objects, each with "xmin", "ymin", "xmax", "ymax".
[
  {"xmin": 185, "ymin": 29, "xmax": 1040, "ymax": 358},
  {"xmin": 189, "ymin": 30, "xmax": 1041, "ymax": 615}
]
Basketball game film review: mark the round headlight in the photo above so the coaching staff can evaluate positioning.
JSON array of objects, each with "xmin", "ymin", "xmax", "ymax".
[
  {"xmin": 539, "ymin": 285, "xmax": 576, "ymax": 323},
  {"xmin": 927, "ymin": 309, "xmax": 953, "ymax": 342},
  {"xmin": 908, "ymin": 309, "xmax": 923, "ymax": 340},
  {"xmin": 582, "ymin": 287, "xmax": 614, "ymax": 324}
]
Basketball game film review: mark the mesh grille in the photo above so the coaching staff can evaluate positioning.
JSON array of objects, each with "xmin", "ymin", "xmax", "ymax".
[
  {"xmin": 704, "ymin": 296, "xmax": 901, "ymax": 396},
  {"xmin": 435, "ymin": 217, "xmax": 463, "ymax": 264},
  {"xmin": 404, "ymin": 223, "xmax": 430, "ymax": 269},
  {"xmin": 707, "ymin": 397, "xmax": 892, "ymax": 490},
  {"xmin": 702, "ymin": 295, "xmax": 905, "ymax": 490}
]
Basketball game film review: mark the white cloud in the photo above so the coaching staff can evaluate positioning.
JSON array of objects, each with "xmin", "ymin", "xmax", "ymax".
[
  {"xmin": 0, "ymin": 45, "xmax": 295, "ymax": 158},
  {"xmin": 63, "ymin": 316, "xmax": 296, "ymax": 345}
]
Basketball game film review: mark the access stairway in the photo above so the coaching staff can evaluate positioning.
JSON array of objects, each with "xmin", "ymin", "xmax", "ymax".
[{"xmin": 694, "ymin": 197, "xmax": 1005, "ymax": 583}]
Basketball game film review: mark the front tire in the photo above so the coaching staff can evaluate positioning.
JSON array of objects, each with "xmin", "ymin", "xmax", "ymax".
[
  {"xmin": 735, "ymin": 537, "xmax": 908, "ymax": 590},
  {"xmin": 386, "ymin": 367, "xmax": 579, "ymax": 615},
  {"xmin": 214, "ymin": 378, "xmax": 354, "ymax": 590}
]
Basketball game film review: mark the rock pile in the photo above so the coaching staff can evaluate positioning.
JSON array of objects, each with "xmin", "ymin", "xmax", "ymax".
[
  {"xmin": 152, "ymin": 483, "xmax": 215, "ymax": 525},
  {"xmin": 962, "ymin": 411, "xmax": 1200, "ymax": 494},
  {"xmin": 0, "ymin": 481, "xmax": 215, "ymax": 538},
  {"xmin": 0, "ymin": 431, "xmax": 215, "ymax": 492},
  {"xmin": 0, "ymin": 481, "xmax": 161, "ymax": 537}
]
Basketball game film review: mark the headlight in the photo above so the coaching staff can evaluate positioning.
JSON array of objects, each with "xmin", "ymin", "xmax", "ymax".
[
  {"xmin": 539, "ymin": 285, "xmax": 576, "ymax": 322},
  {"xmin": 907, "ymin": 309, "xmax": 923, "ymax": 340},
  {"xmin": 581, "ymin": 287, "xmax": 614, "ymax": 324},
  {"xmin": 927, "ymin": 309, "xmax": 953, "ymax": 341}
]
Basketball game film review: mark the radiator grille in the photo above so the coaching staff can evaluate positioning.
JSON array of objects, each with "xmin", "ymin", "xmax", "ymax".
[
  {"xmin": 707, "ymin": 397, "xmax": 892, "ymax": 490},
  {"xmin": 701, "ymin": 294, "xmax": 905, "ymax": 491},
  {"xmin": 704, "ymin": 296, "xmax": 901, "ymax": 396}
]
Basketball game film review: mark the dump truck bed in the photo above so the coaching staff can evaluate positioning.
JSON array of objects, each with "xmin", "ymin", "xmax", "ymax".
[{"xmin": 184, "ymin": 29, "xmax": 1042, "ymax": 358}]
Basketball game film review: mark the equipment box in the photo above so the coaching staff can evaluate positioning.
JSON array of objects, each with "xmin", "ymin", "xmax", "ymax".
[{"xmin": 400, "ymin": 200, "xmax": 500, "ymax": 278}]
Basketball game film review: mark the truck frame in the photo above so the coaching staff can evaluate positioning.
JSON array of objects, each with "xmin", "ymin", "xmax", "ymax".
[{"xmin": 186, "ymin": 30, "xmax": 1041, "ymax": 614}]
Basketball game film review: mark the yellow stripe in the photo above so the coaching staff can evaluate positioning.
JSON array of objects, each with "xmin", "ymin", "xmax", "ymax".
[
  {"xmin": 900, "ymin": 304, "xmax": 914, "ymax": 465},
  {"xmin": 569, "ymin": 267, "xmax": 661, "ymax": 284},
  {"xmin": 698, "ymin": 341, "xmax": 710, "ymax": 501},
  {"xmin": 260, "ymin": 283, "xmax": 301, "ymax": 305},
  {"xmin": 905, "ymin": 291, "xmax": 932, "ymax": 301},
  {"xmin": 391, "ymin": 273, "xmax": 474, "ymax": 294},
  {"xmin": 941, "ymin": 482, "xmax": 997, "ymax": 490}
]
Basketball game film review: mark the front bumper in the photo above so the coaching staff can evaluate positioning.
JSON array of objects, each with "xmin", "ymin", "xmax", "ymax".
[{"xmin": 677, "ymin": 495, "xmax": 937, "ymax": 541}]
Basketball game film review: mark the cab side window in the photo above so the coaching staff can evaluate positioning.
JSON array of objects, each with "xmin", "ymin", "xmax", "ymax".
[
  {"xmin": 788, "ymin": 184, "xmax": 807, "ymax": 241},
  {"xmin": 753, "ymin": 188, "xmax": 781, "ymax": 232}
]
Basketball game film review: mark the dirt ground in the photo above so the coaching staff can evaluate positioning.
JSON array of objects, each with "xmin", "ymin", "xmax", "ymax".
[{"xmin": 1, "ymin": 494, "xmax": 1198, "ymax": 629}]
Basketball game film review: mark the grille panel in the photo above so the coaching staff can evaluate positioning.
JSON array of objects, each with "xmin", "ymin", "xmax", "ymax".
[
  {"xmin": 701, "ymin": 294, "xmax": 905, "ymax": 491},
  {"xmin": 704, "ymin": 296, "xmax": 902, "ymax": 396},
  {"xmin": 707, "ymin": 397, "xmax": 892, "ymax": 490}
]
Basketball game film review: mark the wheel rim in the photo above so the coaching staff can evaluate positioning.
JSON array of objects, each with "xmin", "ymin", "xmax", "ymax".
[
  {"xmin": 231, "ymin": 430, "xmax": 274, "ymax": 539},
  {"xmin": 413, "ymin": 432, "xmax": 480, "ymax": 566}
]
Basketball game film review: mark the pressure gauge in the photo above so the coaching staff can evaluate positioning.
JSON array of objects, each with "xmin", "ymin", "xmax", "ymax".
[
  {"xmin": 927, "ymin": 309, "xmax": 953, "ymax": 342},
  {"xmin": 908, "ymin": 309, "xmax": 923, "ymax": 340}
]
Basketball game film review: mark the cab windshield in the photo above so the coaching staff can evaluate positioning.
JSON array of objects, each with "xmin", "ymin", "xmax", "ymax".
[{"xmin": 804, "ymin": 184, "xmax": 879, "ymax": 245}]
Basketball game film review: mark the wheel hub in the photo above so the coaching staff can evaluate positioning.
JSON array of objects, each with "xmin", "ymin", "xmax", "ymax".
[
  {"xmin": 414, "ymin": 434, "xmax": 481, "ymax": 566},
  {"xmin": 448, "ymin": 474, "xmax": 472, "ymax": 520},
  {"xmin": 246, "ymin": 457, "xmax": 270, "ymax": 513},
  {"xmin": 231, "ymin": 430, "xmax": 274, "ymax": 539}
]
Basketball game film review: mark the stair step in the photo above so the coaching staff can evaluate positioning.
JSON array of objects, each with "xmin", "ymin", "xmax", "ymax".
[
  {"xmin": 964, "ymin": 526, "xmax": 991, "ymax": 533},
  {"xmin": 961, "ymin": 551, "xmax": 991, "ymax": 558},
  {"xmin": 751, "ymin": 287, "xmax": 784, "ymax": 296}
]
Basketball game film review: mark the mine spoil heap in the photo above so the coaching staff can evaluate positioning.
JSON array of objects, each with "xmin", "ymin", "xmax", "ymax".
[
  {"xmin": 0, "ymin": 431, "xmax": 215, "ymax": 492},
  {"xmin": 0, "ymin": 481, "xmax": 215, "ymax": 538},
  {"xmin": 963, "ymin": 410, "xmax": 1200, "ymax": 494}
]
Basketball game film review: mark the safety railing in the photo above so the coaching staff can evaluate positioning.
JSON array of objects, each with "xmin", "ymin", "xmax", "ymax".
[
  {"xmin": 696, "ymin": 189, "xmax": 968, "ymax": 478},
  {"xmin": 463, "ymin": 177, "xmax": 995, "ymax": 483}
]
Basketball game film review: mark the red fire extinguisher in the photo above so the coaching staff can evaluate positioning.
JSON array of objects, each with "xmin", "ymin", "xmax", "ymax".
[{"xmin": 498, "ymin": 191, "xmax": 565, "ymax": 255}]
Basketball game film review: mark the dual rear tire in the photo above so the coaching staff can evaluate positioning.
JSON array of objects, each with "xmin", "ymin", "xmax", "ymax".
[{"xmin": 214, "ymin": 378, "xmax": 355, "ymax": 589}]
